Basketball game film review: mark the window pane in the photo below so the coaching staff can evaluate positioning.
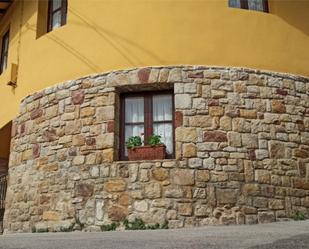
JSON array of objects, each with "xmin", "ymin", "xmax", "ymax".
[
  {"xmin": 153, "ymin": 95, "xmax": 172, "ymax": 121},
  {"xmin": 125, "ymin": 124, "xmax": 144, "ymax": 156},
  {"xmin": 52, "ymin": 0, "xmax": 62, "ymax": 11},
  {"xmin": 248, "ymin": 0, "xmax": 264, "ymax": 11},
  {"xmin": 52, "ymin": 11, "xmax": 62, "ymax": 30},
  {"xmin": 3, "ymin": 36, "xmax": 9, "ymax": 52},
  {"xmin": 153, "ymin": 123, "xmax": 173, "ymax": 154},
  {"xmin": 125, "ymin": 97, "xmax": 144, "ymax": 123},
  {"xmin": 229, "ymin": 0, "xmax": 241, "ymax": 8},
  {"xmin": 2, "ymin": 55, "xmax": 7, "ymax": 71}
]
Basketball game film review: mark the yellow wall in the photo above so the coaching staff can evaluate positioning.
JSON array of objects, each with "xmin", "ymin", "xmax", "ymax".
[{"xmin": 0, "ymin": 0, "xmax": 308, "ymax": 129}]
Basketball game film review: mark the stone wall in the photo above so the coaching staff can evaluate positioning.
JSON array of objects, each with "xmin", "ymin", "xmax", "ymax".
[{"xmin": 4, "ymin": 66, "xmax": 309, "ymax": 233}]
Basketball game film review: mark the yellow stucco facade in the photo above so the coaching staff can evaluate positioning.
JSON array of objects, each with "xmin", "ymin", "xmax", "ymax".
[{"xmin": 0, "ymin": 0, "xmax": 308, "ymax": 130}]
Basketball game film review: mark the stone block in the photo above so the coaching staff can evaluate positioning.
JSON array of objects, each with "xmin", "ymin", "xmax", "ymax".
[
  {"xmin": 176, "ymin": 127, "xmax": 197, "ymax": 142},
  {"xmin": 175, "ymin": 94, "xmax": 191, "ymax": 109},
  {"xmin": 196, "ymin": 170, "xmax": 210, "ymax": 182},
  {"xmin": 152, "ymin": 168, "xmax": 169, "ymax": 181},
  {"xmin": 42, "ymin": 211, "xmax": 60, "ymax": 221},
  {"xmin": 108, "ymin": 205, "xmax": 127, "ymax": 221},
  {"xmin": 216, "ymin": 189, "xmax": 238, "ymax": 204},
  {"xmin": 255, "ymin": 170, "xmax": 270, "ymax": 184},
  {"xmin": 164, "ymin": 185, "xmax": 184, "ymax": 198},
  {"xmin": 241, "ymin": 134, "xmax": 258, "ymax": 149},
  {"xmin": 183, "ymin": 143, "xmax": 197, "ymax": 158},
  {"xmin": 272, "ymin": 100, "xmax": 286, "ymax": 113},
  {"xmin": 240, "ymin": 109, "xmax": 257, "ymax": 119},
  {"xmin": 228, "ymin": 132, "xmax": 242, "ymax": 147},
  {"xmin": 269, "ymin": 141, "xmax": 285, "ymax": 159},
  {"xmin": 178, "ymin": 203, "xmax": 193, "ymax": 216},
  {"xmin": 209, "ymin": 106, "xmax": 224, "ymax": 116},
  {"xmin": 171, "ymin": 169, "xmax": 195, "ymax": 186},
  {"xmin": 144, "ymin": 182, "xmax": 161, "ymax": 199},
  {"xmin": 258, "ymin": 212, "xmax": 275, "ymax": 223},
  {"xmin": 134, "ymin": 200, "xmax": 148, "ymax": 212},
  {"xmin": 96, "ymin": 106, "xmax": 114, "ymax": 122},
  {"xmin": 204, "ymin": 131, "xmax": 227, "ymax": 142},
  {"xmin": 269, "ymin": 199, "xmax": 284, "ymax": 210},
  {"xmin": 189, "ymin": 116, "xmax": 213, "ymax": 127},
  {"xmin": 104, "ymin": 179, "xmax": 126, "ymax": 192}
]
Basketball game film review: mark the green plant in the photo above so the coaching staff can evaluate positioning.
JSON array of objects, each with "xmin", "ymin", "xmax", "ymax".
[
  {"xmin": 160, "ymin": 220, "xmax": 169, "ymax": 229},
  {"xmin": 148, "ymin": 134, "xmax": 163, "ymax": 146},
  {"xmin": 123, "ymin": 218, "xmax": 146, "ymax": 230},
  {"xmin": 292, "ymin": 211, "xmax": 306, "ymax": 221},
  {"xmin": 146, "ymin": 223, "xmax": 160, "ymax": 230},
  {"xmin": 126, "ymin": 136, "xmax": 142, "ymax": 149},
  {"xmin": 123, "ymin": 218, "xmax": 168, "ymax": 230},
  {"xmin": 36, "ymin": 228, "xmax": 49, "ymax": 233},
  {"xmin": 100, "ymin": 222, "xmax": 119, "ymax": 231},
  {"xmin": 60, "ymin": 223, "xmax": 75, "ymax": 232},
  {"xmin": 75, "ymin": 215, "xmax": 84, "ymax": 230},
  {"xmin": 31, "ymin": 226, "xmax": 36, "ymax": 233}
]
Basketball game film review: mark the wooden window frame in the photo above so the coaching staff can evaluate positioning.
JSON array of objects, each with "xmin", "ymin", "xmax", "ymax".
[
  {"xmin": 120, "ymin": 90, "xmax": 175, "ymax": 161},
  {"xmin": 47, "ymin": 0, "xmax": 68, "ymax": 32},
  {"xmin": 240, "ymin": 0, "xmax": 269, "ymax": 12},
  {"xmin": 0, "ymin": 30, "xmax": 9, "ymax": 75}
]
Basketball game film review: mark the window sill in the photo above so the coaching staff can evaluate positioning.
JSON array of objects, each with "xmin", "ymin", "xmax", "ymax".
[{"xmin": 115, "ymin": 158, "xmax": 178, "ymax": 164}]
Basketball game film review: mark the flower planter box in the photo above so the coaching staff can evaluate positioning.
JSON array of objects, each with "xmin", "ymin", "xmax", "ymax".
[{"xmin": 128, "ymin": 145, "xmax": 166, "ymax": 161}]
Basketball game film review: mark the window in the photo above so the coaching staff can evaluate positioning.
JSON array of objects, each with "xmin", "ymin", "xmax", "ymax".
[
  {"xmin": 229, "ymin": 0, "xmax": 269, "ymax": 12},
  {"xmin": 47, "ymin": 0, "xmax": 67, "ymax": 32},
  {"xmin": 120, "ymin": 91, "xmax": 174, "ymax": 160},
  {"xmin": 0, "ymin": 30, "xmax": 9, "ymax": 74}
]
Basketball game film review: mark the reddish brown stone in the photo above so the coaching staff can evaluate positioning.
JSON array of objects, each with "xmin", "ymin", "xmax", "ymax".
[
  {"xmin": 33, "ymin": 144, "xmax": 40, "ymax": 158},
  {"xmin": 276, "ymin": 88, "xmax": 288, "ymax": 96},
  {"xmin": 43, "ymin": 128, "xmax": 57, "ymax": 142},
  {"xmin": 294, "ymin": 148, "xmax": 309, "ymax": 158},
  {"xmin": 138, "ymin": 68, "xmax": 151, "ymax": 83},
  {"xmin": 296, "ymin": 120, "xmax": 305, "ymax": 131},
  {"xmin": 248, "ymin": 150, "xmax": 256, "ymax": 161},
  {"xmin": 188, "ymin": 72, "xmax": 203, "ymax": 78},
  {"xmin": 293, "ymin": 178, "xmax": 309, "ymax": 190},
  {"xmin": 31, "ymin": 109, "xmax": 43, "ymax": 120},
  {"xmin": 204, "ymin": 131, "xmax": 227, "ymax": 142},
  {"xmin": 107, "ymin": 121, "xmax": 115, "ymax": 132},
  {"xmin": 208, "ymin": 99, "xmax": 219, "ymax": 106},
  {"xmin": 108, "ymin": 205, "xmax": 128, "ymax": 221},
  {"xmin": 175, "ymin": 111, "xmax": 183, "ymax": 128},
  {"xmin": 71, "ymin": 90, "xmax": 85, "ymax": 105},
  {"xmin": 20, "ymin": 123, "xmax": 26, "ymax": 135},
  {"xmin": 271, "ymin": 100, "xmax": 286, "ymax": 113},
  {"xmin": 86, "ymin": 137, "xmax": 96, "ymax": 146},
  {"xmin": 39, "ymin": 194, "xmax": 51, "ymax": 205},
  {"xmin": 75, "ymin": 183, "xmax": 94, "ymax": 197}
]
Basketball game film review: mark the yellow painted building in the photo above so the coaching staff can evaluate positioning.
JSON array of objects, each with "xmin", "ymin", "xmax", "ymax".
[
  {"xmin": 0, "ymin": 0, "xmax": 308, "ymax": 157},
  {"xmin": 0, "ymin": 0, "xmax": 309, "ymax": 232}
]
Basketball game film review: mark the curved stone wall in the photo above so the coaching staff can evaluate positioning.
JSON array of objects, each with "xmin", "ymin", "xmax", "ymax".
[{"xmin": 4, "ymin": 66, "xmax": 309, "ymax": 233}]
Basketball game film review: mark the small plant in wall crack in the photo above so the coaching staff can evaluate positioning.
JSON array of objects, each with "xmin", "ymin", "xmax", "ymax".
[
  {"xmin": 123, "ymin": 218, "xmax": 168, "ymax": 230},
  {"xmin": 100, "ymin": 222, "xmax": 119, "ymax": 231},
  {"xmin": 292, "ymin": 211, "xmax": 306, "ymax": 221}
]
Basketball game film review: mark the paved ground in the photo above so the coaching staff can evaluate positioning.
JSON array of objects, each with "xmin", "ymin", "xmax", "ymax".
[{"xmin": 0, "ymin": 221, "xmax": 308, "ymax": 249}]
